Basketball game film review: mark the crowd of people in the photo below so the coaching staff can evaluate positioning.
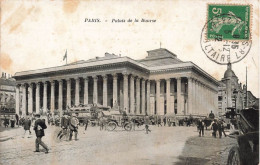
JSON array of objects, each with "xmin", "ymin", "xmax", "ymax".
[
  {"xmin": 197, "ymin": 111, "xmax": 228, "ymax": 138},
  {"xmin": 1, "ymin": 109, "xmax": 232, "ymax": 154}
]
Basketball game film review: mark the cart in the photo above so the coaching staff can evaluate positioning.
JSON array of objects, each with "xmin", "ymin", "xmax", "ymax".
[
  {"xmin": 227, "ymin": 108, "xmax": 259, "ymax": 165},
  {"xmin": 103, "ymin": 110, "xmax": 133, "ymax": 131}
]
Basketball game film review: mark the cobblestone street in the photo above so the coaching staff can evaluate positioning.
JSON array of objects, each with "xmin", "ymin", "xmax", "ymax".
[{"xmin": 0, "ymin": 125, "xmax": 236, "ymax": 165}]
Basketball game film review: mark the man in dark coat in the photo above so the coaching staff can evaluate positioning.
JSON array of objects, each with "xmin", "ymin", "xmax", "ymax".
[
  {"xmin": 198, "ymin": 118, "xmax": 205, "ymax": 137},
  {"xmin": 211, "ymin": 120, "xmax": 218, "ymax": 138},
  {"xmin": 69, "ymin": 114, "xmax": 79, "ymax": 140},
  {"xmin": 34, "ymin": 114, "xmax": 49, "ymax": 153},
  {"xmin": 15, "ymin": 114, "xmax": 19, "ymax": 127},
  {"xmin": 57, "ymin": 113, "xmax": 70, "ymax": 140},
  {"xmin": 23, "ymin": 116, "xmax": 31, "ymax": 138}
]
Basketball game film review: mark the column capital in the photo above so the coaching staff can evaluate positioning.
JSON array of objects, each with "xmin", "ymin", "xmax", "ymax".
[
  {"xmin": 141, "ymin": 78, "xmax": 146, "ymax": 82},
  {"xmin": 74, "ymin": 77, "xmax": 80, "ymax": 81},
  {"xmin": 112, "ymin": 73, "xmax": 118, "ymax": 78},
  {"xmin": 92, "ymin": 75, "xmax": 98, "ymax": 80},
  {"xmin": 156, "ymin": 79, "xmax": 161, "ymax": 82},
  {"xmin": 166, "ymin": 78, "xmax": 171, "ymax": 82},
  {"xmin": 176, "ymin": 77, "xmax": 182, "ymax": 80},
  {"xmin": 188, "ymin": 77, "xmax": 194, "ymax": 81},
  {"xmin": 83, "ymin": 76, "xmax": 89, "ymax": 80},
  {"xmin": 58, "ymin": 79, "xmax": 63, "ymax": 83},
  {"xmin": 66, "ymin": 78, "xmax": 71, "ymax": 81},
  {"xmin": 122, "ymin": 72, "xmax": 129, "ymax": 76},
  {"xmin": 102, "ymin": 75, "xmax": 108, "ymax": 80},
  {"xmin": 130, "ymin": 75, "xmax": 135, "ymax": 80},
  {"xmin": 51, "ymin": 80, "xmax": 56, "ymax": 85},
  {"xmin": 136, "ymin": 77, "xmax": 140, "ymax": 81},
  {"xmin": 29, "ymin": 83, "xmax": 34, "ymax": 87}
]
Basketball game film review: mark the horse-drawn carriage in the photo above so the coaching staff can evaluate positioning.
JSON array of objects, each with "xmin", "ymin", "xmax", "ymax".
[
  {"xmin": 227, "ymin": 108, "xmax": 259, "ymax": 165},
  {"xmin": 102, "ymin": 110, "xmax": 133, "ymax": 131}
]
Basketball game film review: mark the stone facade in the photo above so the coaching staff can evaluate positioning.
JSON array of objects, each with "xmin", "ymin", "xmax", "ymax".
[
  {"xmin": 218, "ymin": 63, "xmax": 259, "ymax": 114},
  {"xmin": 13, "ymin": 48, "xmax": 219, "ymax": 116},
  {"xmin": 0, "ymin": 73, "xmax": 16, "ymax": 110}
]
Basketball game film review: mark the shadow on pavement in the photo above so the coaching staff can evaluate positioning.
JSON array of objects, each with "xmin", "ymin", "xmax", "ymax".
[{"xmin": 174, "ymin": 130, "xmax": 237, "ymax": 165}]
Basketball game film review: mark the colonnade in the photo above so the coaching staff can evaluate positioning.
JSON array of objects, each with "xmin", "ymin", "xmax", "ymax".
[{"xmin": 15, "ymin": 74, "xmax": 217, "ymax": 116}]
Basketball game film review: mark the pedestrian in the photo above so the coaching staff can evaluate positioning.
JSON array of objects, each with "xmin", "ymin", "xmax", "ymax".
[
  {"xmin": 15, "ymin": 114, "xmax": 19, "ymax": 127},
  {"xmin": 10, "ymin": 116, "xmax": 15, "ymax": 128},
  {"xmin": 23, "ymin": 116, "xmax": 32, "ymax": 138},
  {"xmin": 144, "ymin": 114, "xmax": 151, "ymax": 134},
  {"xmin": 163, "ymin": 117, "xmax": 166, "ymax": 126},
  {"xmin": 131, "ymin": 118, "xmax": 136, "ymax": 131},
  {"xmin": 218, "ymin": 119, "xmax": 227, "ymax": 138},
  {"xmin": 4, "ymin": 116, "xmax": 9, "ymax": 128},
  {"xmin": 33, "ymin": 114, "xmax": 49, "ymax": 153},
  {"xmin": 83, "ymin": 117, "xmax": 89, "ymax": 133},
  {"xmin": 57, "ymin": 113, "xmax": 70, "ymax": 140},
  {"xmin": 197, "ymin": 118, "xmax": 205, "ymax": 137},
  {"xmin": 99, "ymin": 116, "xmax": 105, "ymax": 131},
  {"xmin": 69, "ymin": 114, "xmax": 79, "ymax": 141},
  {"xmin": 209, "ymin": 111, "xmax": 215, "ymax": 119},
  {"xmin": 211, "ymin": 120, "xmax": 218, "ymax": 138},
  {"xmin": 157, "ymin": 117, "xmax": 162, "ymax": 127}
]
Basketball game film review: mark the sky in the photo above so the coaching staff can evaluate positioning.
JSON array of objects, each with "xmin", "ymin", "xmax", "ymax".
[{"xmin": 0, "ymin": 0, "xmax": 259, "ymax": 97}]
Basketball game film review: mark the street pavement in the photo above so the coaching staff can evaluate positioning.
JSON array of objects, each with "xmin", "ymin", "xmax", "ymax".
[{"xmin": 0, "ymin": 125, "xmax": 236, "ymax": 165}]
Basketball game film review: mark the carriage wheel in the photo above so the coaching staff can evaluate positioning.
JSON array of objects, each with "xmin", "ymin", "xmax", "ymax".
[
  {"xmin": 227, "ymin": 146, "xmax": 241, "ymax": 165},
  {"xmin": 124, "ymin": 123, "xmax": 132, "ymax": 131},
  {"xmin": 106, "ymin": 122, "xmax": 117, "ymax": 131}
]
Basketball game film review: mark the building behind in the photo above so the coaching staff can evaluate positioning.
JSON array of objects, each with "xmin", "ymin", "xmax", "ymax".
[
  {"xmin": 0, "ymin": 72, "xmax": 16, "ymax": 111},
  {"xmin": 13, "ymin": 48, "xmax": 219, "ymax": 116},
  {"xmin": 218, "ymin": 63, "xmax": 259, "ymax": 114}
]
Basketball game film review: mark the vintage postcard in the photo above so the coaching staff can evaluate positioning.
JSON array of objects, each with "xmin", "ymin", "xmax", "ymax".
[{"xmin": 0, "ymin": 0, "xmax": 259, "ymax": 165}]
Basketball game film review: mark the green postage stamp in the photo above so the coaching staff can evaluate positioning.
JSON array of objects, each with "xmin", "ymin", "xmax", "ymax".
[{"xmin": 207, "ymin": 4, "xmax": 251, "ymax": 40}]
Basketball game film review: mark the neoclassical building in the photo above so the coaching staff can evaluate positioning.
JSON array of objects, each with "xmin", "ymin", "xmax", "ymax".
[{"xmin": 14, "ymin": 48, "xmax": 219, "ymax": 116}]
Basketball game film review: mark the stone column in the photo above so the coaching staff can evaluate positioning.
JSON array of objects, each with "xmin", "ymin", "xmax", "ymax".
[
  {"xmin": 36, "ymin": 82, "xmax": 40, "ymax": 113},
  {"xmin": 156, "ymin": 79, "xmax": 161, "ymax": 115},
  {"xmin": 28, "ymin": 83, "xmax": 33, "ymax": 114},
  {"xmin": 58, "ymin": 80, "xmax": 63, "ymax": 110},
  {"xmin": 199, "ymin": 82, "xmax": 203, "ymax": 115},
  {"xmin": 15, "ymin": 85, "xmax": 20, "ymax": 115},
  {"xmin": 166, "ymin": 78, "xmax": 171, "ymax": 114},
  {"xmin": 50, "ymin": 81, "xmax": 55, "ymax": 112},
  {"xmin": 177, "ymin": 77, "xmax": 182, "ymax": 114},
  {"xmin": 22, "ymin": 84, "xmax": 26, "ymax": 115},
  {"xmin": 141, "ymin": 79, "xmax": 145, "ymax": 115},
  {"xmin": 75, "ymin": 77, "xmax": 80, "ymax": 106},
  {"xmin": 130, "ymin": 75, "xmax": 135, "ymax": 114},
  {"xmin": 43, "ymin": 82, "xmax": 47, "ymax": 112},
  {"xmin": 93, "ymin": 76, "xmax": 98, "ymax": 104},
  {"xmin": 123, "ymin": 74, "xmax": 129, "ymax": 113},
  {"xmin": 136, "ymin": 77, "xmax": 140, "ymax": 114},
  {"xmin": 147, "ymin": 80, "xmax": 151, "ymax": 115},
  {"xmin": 188, "ymin": 78, "xmax": 193, "ymax": 115},
  {"xmin": 113, "ymin": 74, "xmax": 118, "ymax": 106},
  {"xmin": 66, "ymin": 79, "xmax": 71, "ymax": 107},
  {"xmin": 84, "ymin": 77, "xmax": 89, "ymax": 105},
  {"xmin": 103, "ymin": 75, "xmax": 108, "ymax": 107},
  {"xmin": 193, "ymin": 80, "xmax": 197, "ymax": 114}
]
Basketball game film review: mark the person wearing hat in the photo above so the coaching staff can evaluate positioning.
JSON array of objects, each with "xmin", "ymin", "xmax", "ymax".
[
  {"xmin": 198, "ymin": 118, "xmax": 205, "ymax": 137},
  {"xmin": 33, "ymin": 114, "xmax": 49, "ymax": 153},
  {"xmin": 57, "ymin": 112, "xmax": 70, "ymax": 140},
  {"xmin": 69, "ymin": 114, "xmax": 79, "ymax": 141}
]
